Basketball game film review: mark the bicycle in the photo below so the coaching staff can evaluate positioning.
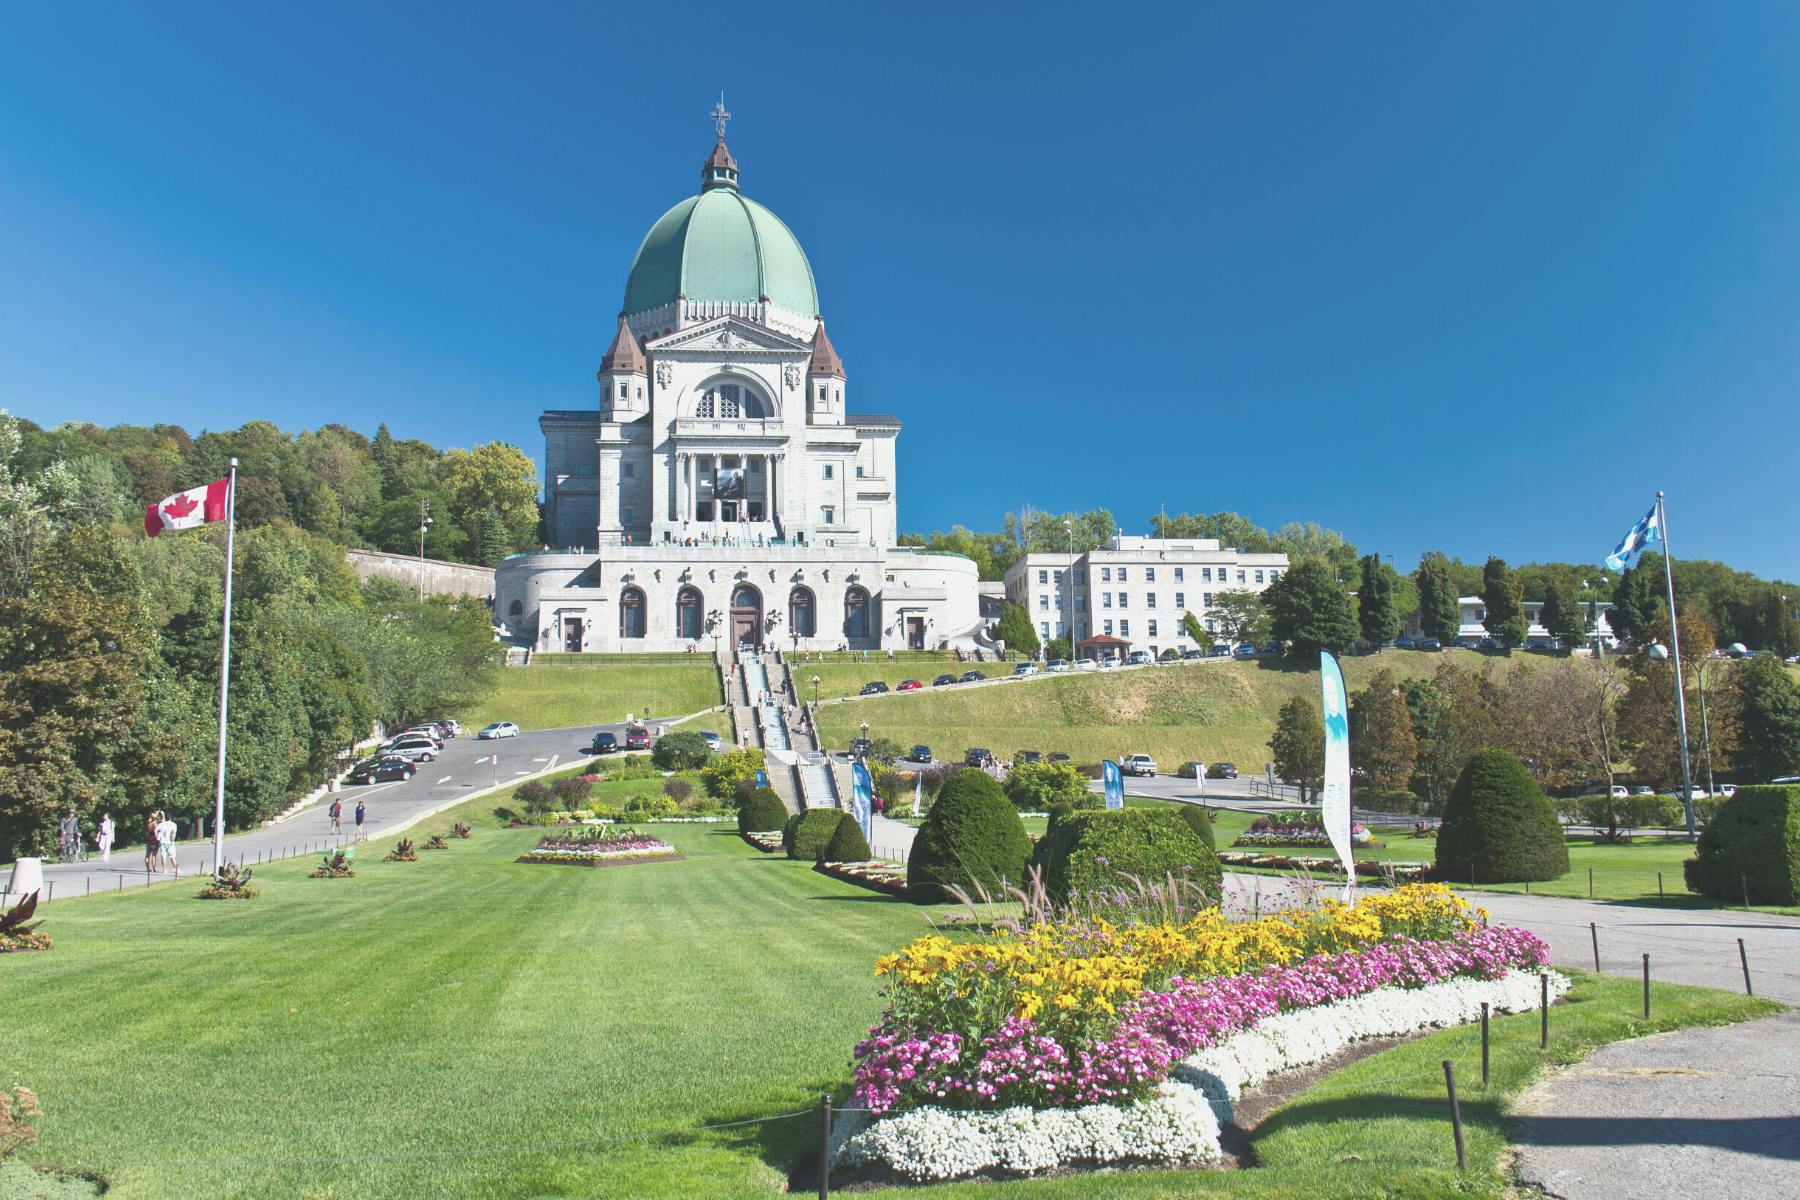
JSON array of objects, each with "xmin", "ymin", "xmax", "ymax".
[{"xmin": 58, "ymin": 833, "xmax": 86, "ymax": 864}]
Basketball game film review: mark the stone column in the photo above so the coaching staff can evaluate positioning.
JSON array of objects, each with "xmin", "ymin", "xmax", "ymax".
[
  {"xmin": 712, "ymin": 454, "xmax": 722, "ymax": 528},
  {"xmin": 673, "ymin": 452, "xmax": 684, "ymax": 528}
]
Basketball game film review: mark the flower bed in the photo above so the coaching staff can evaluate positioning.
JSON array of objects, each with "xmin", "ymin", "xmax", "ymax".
[
  {"xmin": 1231, "ymin": 816, "xmax": 1378, "ymax": 849},
  {"xmin": 1217, "ymin": 851, "xmax": 1429, "ymax": 881},
  {"xmin": 831, "ymin": 883, "xmax": 1558, "ymax": 1181},
  {"xmin": 742, "ymin": 831, "xmax": 784, "ymax": 853},
  {"xmin": 816, "ymin": 859, "xmax": 909, "ymax": 898},
  {"xmin": 515, "ymin": 829, "xmax": 680, "ymax": 867}
]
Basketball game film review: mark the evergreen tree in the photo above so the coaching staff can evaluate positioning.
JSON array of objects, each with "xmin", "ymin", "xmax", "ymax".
[
  {"xmin": 1610, "ymin": 561, "xmax": 1663, "ymax": 645},
  {"xmin": 1732, "ymin": 654, "xmax": 1800, "ymax": 782},
  {"xmin": 1761, "ymin": 588, "xmax": 1800, "ymax": 658},
  {"xmin": 1539, "ymin": 580, "xmax": 1590, "ymax": 651},
  {"xmin": 1350, "ymin": 669, "xmax": 1418, "ymax": 790},
  {"xmin": 1269, "ymin": 697, "xmax": 1325, "ymax": 801},
  {"xmin": 1356, "ymin": 553, "xmax": 1400, "ymax": 648},
  {"xmin": 1414, "ymin": 554, "xmax": 1461, "ymax": 643},
  {"xmin": 1480, "ymin": 556, "xmax": 1528, "ymax": 647},
  {"xmin": 1264, "ymin": 559, "xmax": 1356, "ymax": 657},
  {"xmin": 477, "ymin": 504, "xmax": 506, "ymax": 567},
  {"xmin": 993, "ymin": 602, "xmax": 1040, "ymax": 658}
]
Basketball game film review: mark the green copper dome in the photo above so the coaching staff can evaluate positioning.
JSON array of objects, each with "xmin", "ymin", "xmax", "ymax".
[{"xmin": 623, "ymin": 143, "xmax": 819, "ymax": 319}]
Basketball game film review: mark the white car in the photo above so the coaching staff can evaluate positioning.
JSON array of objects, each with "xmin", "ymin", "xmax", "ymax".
[
  {"xmin": 1073, "ymin": 658, "xmax": 1099, "ymax": 671},
  {"xmin": 1121, "ymin": 754, "xmax": 1158, "ymax": 777},
  {"xmin": 382, "ymin": 741, "xmax": 439, "ymax": 763},
  {"xmin": 697, "ymin": 730, "xmax": 725, "ymax": 752},
  {"xmin": 478, "ymin": 721, "xmax": 520, "ymax": 740},
  {"xmin": 1045, "ymin": 658, "xmax": 1071, "ymax": 673}
]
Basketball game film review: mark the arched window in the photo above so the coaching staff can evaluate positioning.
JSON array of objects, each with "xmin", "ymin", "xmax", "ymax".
[
  {"xmin": 676, "ymin": 586, "xmax": 703, "ymax": 640},
  {"xmin": 619, "ymin": 586, "xmax": 646, "ymax": 639},
  {"xmin": 694, "ymin": 381, "xmax": 768, "ymax": 419},
  {"xmin": 789, "ymin": 586, "xmax": 816, "ymax": 638},
  {"xmin": 844, "ymin": 586, "xmax": 871, "ymax": 640},
  {"xmin": 732, "ymin": 583, "xmax": 762, "ymax": 611},
  {"xmin": 508, "ymin": 599, "xmax": 522, "ymax": 617}
]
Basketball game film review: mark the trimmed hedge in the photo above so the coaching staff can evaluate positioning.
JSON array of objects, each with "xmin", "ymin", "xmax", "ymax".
[
  {"xmin": 1684, "ymin": 785, "xmax": 1800, "ymax": 905},
  {"xmin": 738, "ymin": 787, "xmax": 789, "ymax": 834},
  {"xmin": 1176, "ymin": 803, "xmax": 1218, "ymax": 852},
  {"xmin": 786, "ymin": 808, "xmax": 843, "ymax": 862},
  {"xmin": 1435, "ymin": 748, "xmax": 1569, "ymax": 884},
  {"xmin": 907, "ymin": 769, "xmax": 1032, "ymax": 904},
  {"xmin": 824, "ymin": 812, "xmax": 873, "ymax": 862},
  {"xmin": 1032, "ymin": 808, "xmax": 1222, "ymax": 901}
]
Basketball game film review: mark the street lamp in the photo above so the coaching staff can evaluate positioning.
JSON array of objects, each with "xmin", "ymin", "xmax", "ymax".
[
  {"xmin": 859, "ymin": 719, "xmax": 869, "ymax": 759},
  {"xmin": 417, "ymin": 498, "xmax": 434, "ymax": 600},
  {"xmin": 811, "ymin": 674, "xmax": 821, "ymax": 706}
]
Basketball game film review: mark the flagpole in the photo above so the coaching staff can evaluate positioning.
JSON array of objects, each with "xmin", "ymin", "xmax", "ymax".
[
  {"xmin": 1655, "ymin": 491, "xmax": 1698, "ymax": 842},
  {"xmin": 211, "ymin": 459, "xmax": 238, "ymax": 880}
]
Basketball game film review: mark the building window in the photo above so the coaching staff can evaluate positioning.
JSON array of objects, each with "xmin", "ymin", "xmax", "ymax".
[
  {"xmin": 1039, "ymin": 595, "xmax": 1049, "ymax": 611},
  {"xmin": 844, "ymin": 586, "xmax": 871, "ymax": 639},
  {"xmin": 1118, "ymin": 568, "xmax": 1128, "ymax": 581},
  {"xmin": 1146, "ymin": 567, "xmax": 1156, "ymax": 581},
  {"xmin": 1054, "ymin": 570, "xmax": 1063, "ymax": 584},
  {"xmin": 1076, "ymin": 594, "xmax": 1086, "ymax": 611},
  {"xmin": 619, "ymin": 586, "xmax": 646, "ymax": 639},
  {"xmin": 1103, "ymin": 593, "xmax": 1112, "ymax": 608},
  {"xmin": 1255, "ymin": 570, "xmax": 1264, "ymax": 583},
  {"xmin": 1202, "ymin": 567, "xmax": 1212, "ymax": 582},
  {"xmin": 1056, "ymin": 620, "xmax": 1065, "ymax": 637},
  {"xmin": 622, "ymin": 506, "xmax": 634, "ymax": 524},
  {"xmin": 1147, "ymin": 593, "xmax": 1157, "ymax": 609},
  {"xmin": 855, "ymin": 466, "xmax": 864, "ymax": 478},
  {"xmin": 1038, "ymin": 569, "xmax": 1048, "ymax": 584},
  {"xmin": 1175, "ymin": 592, "xmax": 1185, "ymax": 608},
  {"xmin": 617, "ymin": 383, "xmax": 627, "ymax": 399},
  {"xmin": 1237, "ymin": 570, "xmax": 1246, "ymax": 583},
  {"xmin": 818, "ymin": 384, "xmax": 826, "ymax": 401},
  {"xmin": 1104, "ymin": 619, "xmax": 1114, "ymax": 635},
  {"xmin": 1120, "ymin": 619, "xmax": 1130, "ymax": 637},
  {"xmin": 1101, "ymin": 567, "xmax": 1111, "ymax": 582},
  {"xmin": 822, "ymin": 506, "xmax": 835, "ymax": 525},
  {"xmin": 508, "ymin": 599, "xmax": 522, "ymax": 617},
  {"xmin": 622, "ymin": 462, "xmax": 635, "ymax": 478},
  {"xmin": 823, "ymin": 463, "xmax": 834, "ymax": 480},
  {"xmin": 676, "ymin": 586, "xmax": 703, "ymax": 639},
  {"xmin": 1174, "ymin": 567, "xmax": 1184, "ymax": 582},
  {"xmin": 1148, "ymin": 619, "xmax": 1158, "ymax": 638},
  {"xmin": 1118, "ymin": 592, "xmax": 1128, "ymax": 607},
  {"xmin": 749, "ymin": 458, "xmax": 762, "ymax": 473},
  {"xmin": 789, "ymin": 586, "xmax": 816, "ymax": 637},
  {"xmin": 1206, "ymin": 617, "xmax": 1216, "ymax": 632},
  {"xmin": 1204, "ymin": 592, "xmax": 1213, "ymax": 606},
  {"xmin": 1040, "ymin": 621, "xmax": 1050, "ymax": 637},
  {"xmin": 695, "ymin": 383, "xmax": 747, "ymax": 418}
]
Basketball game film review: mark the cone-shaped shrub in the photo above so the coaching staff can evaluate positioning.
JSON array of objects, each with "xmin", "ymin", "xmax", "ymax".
[
  {"xmin": 824, "ymin": 812, "xmax": 873, "ymax": 862},
  {"xmin": 1436, "ymin": 748, "xmax": 1569, "ymax": 884},
  {"xmin": 738, "ymin": 787, "xmax": 789, "ymax": 834},
  {"xmin": 1177, "ymin": 803, "xmax": 1218, "ymax": 852},
  {"xmin": 907, "ymin": 769, "xmax": 1031, "ymax": 904},
  {"xmin": 787, "ymin": 809, "xmax": 843, "ymax": 861}
]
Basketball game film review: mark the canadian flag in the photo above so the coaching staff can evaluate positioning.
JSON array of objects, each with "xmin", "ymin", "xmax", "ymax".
[{"xmin": 144, "ymin": 477, "xmax": 231, "ymax": 537}]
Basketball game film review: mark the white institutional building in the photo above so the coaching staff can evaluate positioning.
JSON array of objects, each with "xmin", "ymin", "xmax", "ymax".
[{"xmin": 496, "ymin": 119, "xmax": 980, "ymax": 654}]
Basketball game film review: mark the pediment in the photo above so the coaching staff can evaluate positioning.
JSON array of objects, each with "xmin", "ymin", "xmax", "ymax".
[{"xmin": 648, "ymin": 316, "xmax": 808, "ymax": 356}]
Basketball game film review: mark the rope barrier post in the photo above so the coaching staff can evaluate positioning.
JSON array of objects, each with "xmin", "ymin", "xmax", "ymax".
[
  {"xmin": 1443, "ymin": 1060, "xmax": 1467, "ymax": 1170},
  {"xmin": 1540, "ymin": 973, "xmax": 1549, "ymax": 1048},
  {"xmin": 1742, "ymin": 875, "xmax": 1752, "ymax": 911},
  {"xmin": 1658, "ymin": 871, "xmax": 1664, "ymax": 899},
  {"xmin": 1590, "ymin": 922, "xmax": 1600, "ymax": 973},
  {"xmin": 818, "ymin": 1093, "xmax": 832, "ymax": 1200},
  {"xmin": 1642, "ymin": 953, "xmax": 1651, "ymax": 1019},
  {"xmin": 1739, "ymin": 938, "xmax": 1753, "ymax": 996},
  {"xmin": 1588, "ymin": 867, "xmax": 1594, "ymax": 898},
  {"xmin": 1480, "ymin": 1002, "xmax": 1490, "ymax": 1087}
]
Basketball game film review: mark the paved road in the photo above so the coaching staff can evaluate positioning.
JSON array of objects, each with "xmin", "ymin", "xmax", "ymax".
[{"xmin": 7, "ymin": 722, "xmax": 634, "ymax": 904}]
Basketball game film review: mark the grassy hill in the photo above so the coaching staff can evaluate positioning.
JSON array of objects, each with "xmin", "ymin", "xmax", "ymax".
[
  {"xmin": 463, "ymin": 653, "xmax": 723, "ymax": 732},
  {"xmin": 815, "ymin": 648, "xmax": 1540, "ymax": 767}
]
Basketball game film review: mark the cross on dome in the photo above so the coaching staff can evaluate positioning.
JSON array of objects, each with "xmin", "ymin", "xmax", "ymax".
[{"xmin": 710, "ymin": 94, "xmax": 731, "ymax": 139}]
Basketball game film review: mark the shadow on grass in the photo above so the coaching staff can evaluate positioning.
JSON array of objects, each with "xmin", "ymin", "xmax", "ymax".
[
  {"xmin": 1255, "ymin": 1092, "xmax": 1502, "ymax": 1147},
  {"xmin": 810, "ymin": 894, "xmax": 904, "ymax": 903},
  {"xmin": 695, "ymin": 1077, "xmax": 856, "ymax": 1188}
]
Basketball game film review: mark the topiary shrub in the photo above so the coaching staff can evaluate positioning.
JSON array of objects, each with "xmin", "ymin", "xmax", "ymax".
[
  {"xmin": 1176, "ymin": 803, "xmax": 1217, "ymax": 852},
  {"xmin": 1033, "ymin": 809, "xmax": 1222, "ymax": 902},
  {"xmin": 787, "ymin": 809, "xmax": 843, "ymax": 862},
  {"xmin": 739, "ymin": 787, "xmax": 789, "ymax": 834},
  {"xmin": 824, "ymin": 811, "xmax": 873, "ymax": 862},
  {"xmin": 652, "ymin": 731, "xmax": 712, "ymax": 771},
  {"xmin": 1684, "ymin": 785, "xmax": 1800, "ymax": 905},
  {"xmin": 780, "ymin": 812, "xmax": 803, "ymax": 855},
  {"xmin": 1435, "ymin": 748, "xmax": 1569, "ymax": 884},
  {"xmin": 662, "ymin": 776, "xmax": 695, "ymax": 805},
  {"xmin": 906, "ymin": 769, "xmax": 1031, "ymax": 904}
]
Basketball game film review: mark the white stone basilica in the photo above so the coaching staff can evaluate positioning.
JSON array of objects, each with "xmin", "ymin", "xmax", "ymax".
[{"xmin": 495, "ymin": 119, "xmax": 981, "ymax": 654}]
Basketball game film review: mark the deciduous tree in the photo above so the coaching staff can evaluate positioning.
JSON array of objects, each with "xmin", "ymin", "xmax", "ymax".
[
  {"xmin": 1264, "ymin": 559, "xmax": 1356, "ymax": 657},
  {"xmin": 1269, "ymin": 697, "xmax": 1325, "ymax": 801},
  {"xmin": 1350, "ymin": 669, "xmax": 1417, "ymax": 790}
]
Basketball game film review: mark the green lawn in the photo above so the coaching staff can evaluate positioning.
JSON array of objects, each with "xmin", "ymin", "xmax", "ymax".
[
  {"xmin": 3, "ymin": 780, "xmax": 1776, "ymax": 1199},
  {"xmin": 462, "ymin": 653, "xmax": 724, "ymax": 731},
  {"xmin": 791, "ymin": 651, "xmax": 969, "ymax": 703},
  {"xmin": 817, "ymin": 650, "xmax": 1539, "ymax": 768}
]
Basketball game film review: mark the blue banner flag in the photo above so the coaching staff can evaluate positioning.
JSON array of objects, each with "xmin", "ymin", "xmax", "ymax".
[
  {"xmin": 753, "ymin": 768, "xmax": 769, "ymax": 789},
  {"xmin": 851, "ymin": 762, "xmax": 874, "ymax": 839},
  {"xmin": 1102, "ymin": 759, "xmax": 1124, "ymax": 810},
  {"xmin": 1605, "ymin": 503, "xmax": 1662, "ymax": 571}
]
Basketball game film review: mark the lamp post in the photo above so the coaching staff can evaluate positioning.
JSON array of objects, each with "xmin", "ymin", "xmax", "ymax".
[
  {"xmin": 811, "ymin": 674, "xmax": 821, "ymax": 706},
  {"xmin": 860, "ymin": 719, "xmax": 870, "ymax": 761},
  {"xmin": 417, "ymin": 498, "xmax": 434, "ymax": 600}
]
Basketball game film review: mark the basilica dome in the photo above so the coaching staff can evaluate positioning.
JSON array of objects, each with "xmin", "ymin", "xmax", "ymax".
[{"xmin": 622, "ymin": 137, "xmax": 819, "ymax": 320}]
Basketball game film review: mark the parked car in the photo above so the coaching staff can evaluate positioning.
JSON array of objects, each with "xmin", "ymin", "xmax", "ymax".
[
  {"xmin": 383, "ymin": 734, "xmax": 440, "ymax": 756},
  {"xmin": 1418, "ymin": 638, "xmax": 1443, "ymax": 651},
  {"xmin": 477, "ymin": 721, "xmax": 520, "ymax": 740},
  {"xmin": 1526, "ymin": 639, "xmax": 1552, "ymax": 652},
  {"xmin": 1772, "ymin": 776, "xmax": 1800, "ymax": 785},
  {"xmin": 1717, "ymin": 784, "xmax": 1737, "ymax": 797},
  {"xmin": 1630, "ymin": 786, "xmax": 1656, "ymax": 796},
  {"xmin": 1207, "ymin": 762, "xmax": 1239, "ymax": 779},
  {"xmin": 382, "ymin": 742, "xmax": 438, "ymax": 763},
  {"xmin": 1177, "ymin": 761, "xmax": 1207, "ymax": 779},
  {"xmin": 896, "ymin": 679, "xmax": 923, "ymax": 692},
  {"xmin": 965, "ymin": 747, "xmax": 995, "ymax": 768},
  {"xmin": 1261, "ymin": 640, "xmax": 1282, "ymax": 656},
  {"xmin": 1181, "ymin": 648, "xmax": 1204, "ymax": 660},
  {"xmin": 1126, "ymin": 650, "xmax": 1153, "ymax": 666},
  {"xmin": 1121, "ymin": 753, "xmax": 1157, "ymax": 777},
  {"xmin": 1580, "ymin": 783, "xmax": 1630, "ymax": 799},
  {"xmin": 1233, "ymin": 643, "xmax": 1257, "ymax": 659},
  {"xmin": 959, "ymin": 670, "xmax": 986, "ymax": 684},
  {"xmin": 696, "ymin": 730, "xmax": 724, "ymax": 752},
  {"xmin": 1394, "ymin": 636, "xmax": 1416, "ymax": 649},
  {"xmin": 860, "ymin": 681, "xmax": 889, "ymax": 696},
  {"xmin": 624, "ymin": 726, "xmax": 651, "ymax": 751},
  {"xmin": 347, "ymin": 756, "xmax": 416, "ymax": 784},
  {"xmin": 908, "ymin": 744, "xmax": 932, "ymax": 763},
  {"xmin": 439, "ymin": 719, "xmax": 462, "ymax": 737},
  {"xmin": 1045, "ymin": 658, "xmax": 1071, "ymax": 672},
  {"xmin": 1012, "ymin": 661, "xmax": 1040, "ymax": 676},
  {"xmin": 1209, "ymin": 644, "xmax": 1232, "ymax": 657},
  {"xmin": 587, "ymin": 731, "xmax": 618, "ymax": 754},
  {"xmin": 1047, "ymin": 751, "xmax": 1070, "ymax": 763},
  {"xmin": 1014, "ymin": 750, "xmax": 1043, "ymax": 766},
  {"xmin": 933, "ymin": 673, "xmax": 957, "ymax": 687}
]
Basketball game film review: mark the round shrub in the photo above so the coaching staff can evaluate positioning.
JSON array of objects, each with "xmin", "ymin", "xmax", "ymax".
[
  {"xmin": 1003, "ymin": 760, "xmax": 1094, "ymax": 812},
  {"xmin": 652, "ymin": 731, "xmax": 712, "ymax": 771},
  {"xmin": 824, "ymin": 812, "xmax": 873, "ymax": 862},
  {"xmin": 787, "ymin": 808, "xmax": 843, "ymax": 861},
  {"xmin": 1435, "ymin": 748, "xmax": 1570, "ymax": 884},
  {"xmin": 662, "ymin": 776, "xmax": 695, "ymax": 805},
  {"xmin": 739, "ymin": 787, "xmax": 789, "ymax": 834},
  {"xmin": 1176, "ymin": 803, "xmax": 1217, "ymax": 852},
  {"xmin": 552, "ymin": 776, "xmax": 593, "ymax": 808},
  {"xmin": 1685, "ymin": 785, "xmax": 1800, "ymax": 904},
  {"xmin": 1033, "ymin": 808, "xmax": 1221, "ymax": 901},
  {"xmin": 906, "ymin": 769, "xmax": 1031, "ymax": 904},
  {"xmin": 514, "ymin": 779, "xmax": 554, "ymax": 815}
]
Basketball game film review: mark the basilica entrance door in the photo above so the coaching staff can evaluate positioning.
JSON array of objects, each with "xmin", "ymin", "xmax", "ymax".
[
  {"xmin": 906, "ymin": 617, "xmax": 925, "ymax": 650},
  {"xmin": 731, "ymin": 583, "xmax": 762, "ymax": 650},
  {"xmin": 564, "ymin": 617, "xmax": 585, "ymax": 653}
]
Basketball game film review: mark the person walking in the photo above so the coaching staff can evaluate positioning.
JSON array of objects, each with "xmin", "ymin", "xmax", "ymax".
[
  {"xmin": 97, "ymin": 812, "xmax": 115, "ymax": 862},
  {"xmin": 354, "ymin": 800, "xmax": 367, "ymax": 841},
  {"xmin": 58, "ymin": 809, "xmax": 80, "ymax": 862},
  {"xmin": 329, "ymin": 797, "xmax": 343, "ymax": 834},
  {"xmin": 145, "ymin": 812, "xmax": 162, "ymax": 874},
  {"xmin": 155, "ymin": 812, "xmax": 180, "ymax": 878}
]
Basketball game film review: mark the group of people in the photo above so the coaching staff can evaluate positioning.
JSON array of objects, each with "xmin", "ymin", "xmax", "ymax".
[
  {"xmin": 327, "ymin": 796, "xmax": 368, "ymax": 840},
  {"xmin": 143, "ymin": 811, "xmax": 180, "ymax": 876}
]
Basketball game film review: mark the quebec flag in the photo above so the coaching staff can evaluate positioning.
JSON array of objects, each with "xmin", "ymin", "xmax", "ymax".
[{"xmin": 1605, "ymin": 503, "xmax": 1662, "ymax": 571}]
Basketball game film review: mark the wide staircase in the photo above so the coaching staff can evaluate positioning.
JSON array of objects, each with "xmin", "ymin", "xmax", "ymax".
[
  {"xmin": 740, "ymin": 650, "xmax": 790, "ymax": 752},
  {"xmin": 798, "ymin": 756, "xmax": 843, "ymax": 811}
]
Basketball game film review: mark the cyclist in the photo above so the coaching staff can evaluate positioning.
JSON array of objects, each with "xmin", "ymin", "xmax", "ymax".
[{"xmin": 58, "ymin": 809, "xmax": 82, "ymax": 863}]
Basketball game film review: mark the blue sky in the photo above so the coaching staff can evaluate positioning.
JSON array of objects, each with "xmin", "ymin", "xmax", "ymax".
[{"xmin": 3, "ymin": 2, "xmax": 1797, "ymax": 579}]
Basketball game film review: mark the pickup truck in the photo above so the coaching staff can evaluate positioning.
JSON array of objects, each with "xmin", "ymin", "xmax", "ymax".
[{"xmin": 1121, "ymin": 754, "xmax": 1158, "ymax": 778}]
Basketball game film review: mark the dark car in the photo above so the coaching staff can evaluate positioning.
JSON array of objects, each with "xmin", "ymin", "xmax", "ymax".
[
  {"xmin": 909, "ymin": 744, "xmax": 932, "ymax": 763},
  {"xmin": 624, "ymin": 726, "xmax": 651, "ymax": 751},
  {"xmin": 965, "ymin": 747, "xmax": 994, "ymax": 768},
  {"xmin": 348, "ymin": 756, "xmax": 416, "ymax": 784},
  {"xmin": 933, "ymin": 674, "xmax": 957, "ymax": 687},
  {"xmin": 1013, "ymin": 750, "xmax": 1043, "ymax": 766},
  {"xmin": 1206, "ymin": 762, "xmax": 1239, "ymax": 779},
  {"xmin": 1177, "ymin": 761, "xmax": 1206, "ymax": 779},
  {"xmin": 1394, "ymin": 636, "xmax": 1416, "ymax": 649},
  {"xmin": 1419, "ymin": 638, "xmax": 1442, "ymax": 651},
  {"xmin": 1233, "ymin": 643, "xmax": 1257, "ymax": 659},
  {"xmin": 587, "ymin": 731, "xmax": 618, "ymax": 754},
  {"xmin": 1047, "ymin": 751, "xmax": 1070, "ymax": 763},
  {"xmin": 1181, "ymin": 648, "xmax": 1204, "ymax": 660},
  {"xmin": 860, "ymin": 681, "xmax": 889, "ymax": 696},
  {"xmin": 959, "ymin": 670, "xmax": 986, "ymax": 684}
]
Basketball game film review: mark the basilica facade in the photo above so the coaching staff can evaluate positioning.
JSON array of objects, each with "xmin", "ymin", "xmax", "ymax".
[{"xmin": 495, "ymin": 124, "xmax": 981, "ymax": 654}]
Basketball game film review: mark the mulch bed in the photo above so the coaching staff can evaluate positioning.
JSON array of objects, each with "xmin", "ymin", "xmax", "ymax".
[{"xmin": 813, "ymin": 861, "xmax": 909, "ymax": 899}]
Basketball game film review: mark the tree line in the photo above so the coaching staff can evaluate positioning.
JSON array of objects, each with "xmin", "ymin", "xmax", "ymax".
[
  {"xmin": 5, "ymin": 414, "xmax": 542, "ymax": 568},
  {"xmin": 0, "ymin": 412, "xmax": 502, "ymax": 859}
]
